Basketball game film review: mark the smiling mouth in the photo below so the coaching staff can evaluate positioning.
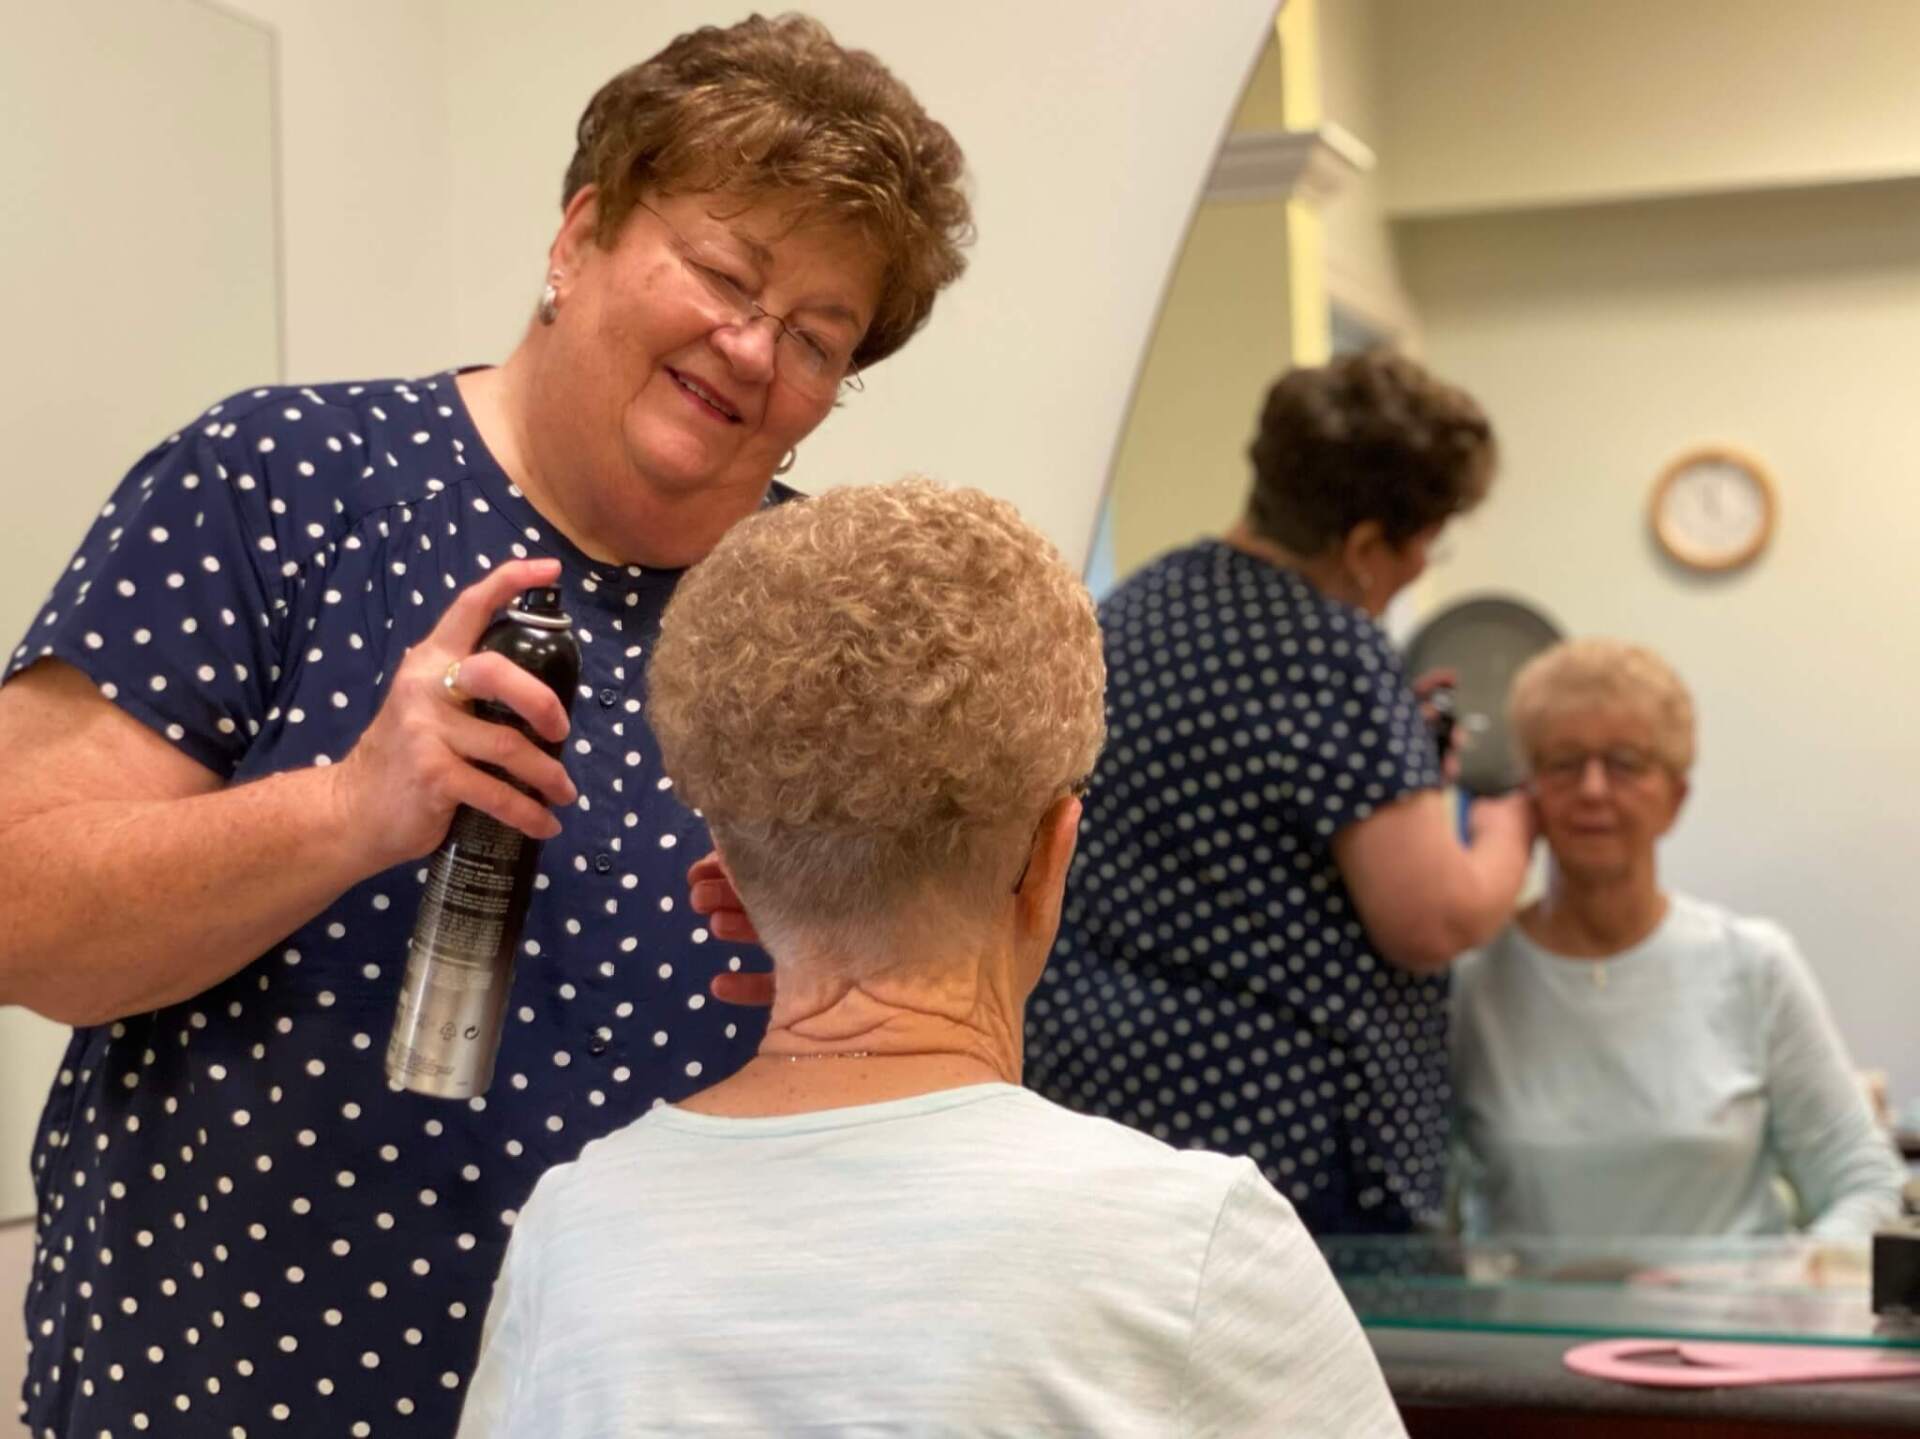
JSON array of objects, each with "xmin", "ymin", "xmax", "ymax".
[{"xmin": 667, "ymin": 368, "xmax": 743, "ymax": 424}]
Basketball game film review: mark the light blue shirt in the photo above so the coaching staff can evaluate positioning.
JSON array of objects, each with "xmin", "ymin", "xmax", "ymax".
[
  {"xmin": 1452, "ymin": 895, "xmax": 1904, "ymax": 1240},
  {"xmin": 458, "ymin": 1084, "xmax": 1405, "ymax": 1436}
]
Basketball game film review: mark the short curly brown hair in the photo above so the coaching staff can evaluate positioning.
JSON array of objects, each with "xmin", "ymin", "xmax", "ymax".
[
  {"xmin": 563, "ymin": 13, "xmax": 972, "ymax": 369},
  {"xmin": 648, "ymin": 481, "xmax": 1105, "ymax": 965},
  {"xmin": 1246, "ymin": 349, "xmax": 1497, "ymax": 552}
]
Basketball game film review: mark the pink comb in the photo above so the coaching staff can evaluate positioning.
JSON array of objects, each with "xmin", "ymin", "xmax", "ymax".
[{"xmin": 1565, "ymin": 1338, "xmax": 1920, "ymax": 1388}]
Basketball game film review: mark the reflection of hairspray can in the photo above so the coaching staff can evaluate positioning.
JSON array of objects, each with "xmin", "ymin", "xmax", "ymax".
[
  {"xmin": 1426, "ymin": 682, "xmax": 1457, "ymax": 770},
  {"xmin": 1424, "ymin": 682, "xmax": 1470, "ymax": 841},
  {"xmin": 385, "ymin": 587, "xmax": 581, "ymax": 1099}
]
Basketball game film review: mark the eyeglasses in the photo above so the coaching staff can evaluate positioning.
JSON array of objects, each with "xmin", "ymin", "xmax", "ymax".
[
  {"xmin": 636, "ymin": 201, "xmax": 865, "ymax": 401},
  {"xmin": 1532, "ymin": 747, "xmax": 1659, "ymax": 790}
]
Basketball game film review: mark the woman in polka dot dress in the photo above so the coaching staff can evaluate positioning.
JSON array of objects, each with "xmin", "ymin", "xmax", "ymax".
[
  {"xmin": 0, "ymin": 17, "xmax": 970, "ymax": 1437},
  {"xmin": 1025, "ymin": 351, "xmax": 1537, "ymax": 1236}
]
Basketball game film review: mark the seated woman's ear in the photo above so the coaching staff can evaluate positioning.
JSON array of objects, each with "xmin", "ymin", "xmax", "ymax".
[{"xmin": 1016, "ymin": 794, "xmax": 1084, "ymax": 910}]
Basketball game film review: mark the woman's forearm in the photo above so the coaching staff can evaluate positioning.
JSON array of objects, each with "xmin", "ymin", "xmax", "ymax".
[
  {"xmin": 1792, "ymin": 1102, "xmax": 1906, "ymax": 1240},
  {"xmin": 1805, "ymin": 1162, "xmax": 1904, "ymax": 1240},
  {"xmin": 1337, "ymin": 790, "xmax": 1534, "ymax": 975},
  {"xmin": 1763, "ymin": 931, "xmax": 1909, "ymax": 1240},
  {"xmin": 0, "ymin": 765, "xmax": 379, "ymax": 1026},
  {"xmin": 1448, "ymin": 826, "xmax": 1534, "ymax": 950}
]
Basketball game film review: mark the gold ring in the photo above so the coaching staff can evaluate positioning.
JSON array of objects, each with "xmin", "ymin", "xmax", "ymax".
[{"xmin": 443, "ymin": 659, "xmax": 473, "ymax": 706}]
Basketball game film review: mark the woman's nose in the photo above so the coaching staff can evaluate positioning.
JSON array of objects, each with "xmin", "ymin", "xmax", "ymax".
[
  {"xmin": 710, "ymin": 315, "xmax": 779, "ymax": 384},
  {"xmin": 1577, "ymin": 758, "xmax": 1611, "ymax": 795}
]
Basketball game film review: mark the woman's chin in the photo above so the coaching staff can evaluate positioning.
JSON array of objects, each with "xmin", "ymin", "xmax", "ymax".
[
  {"xmin": 624, "ymin": 436, "xmax": 737, "ymax": 496},
  {"xmin": 1553, "ymin": 846, "xmax": 1640, "ymax": 885}
]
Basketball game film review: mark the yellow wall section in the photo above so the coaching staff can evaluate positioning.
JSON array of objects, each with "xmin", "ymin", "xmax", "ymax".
[
  {"xmin": 1230, "ymin": 31, "xmax": 1286, "ymax": 133},
  {"xmin": 1274, "ymin": 0, "xmax": 1320, "ymax": 128},
  {"xmin": 1107, "ymin": 2, "xmax": 1341, "ymax": 579},
  {"xmin": 1107, "ymin": 198, "xmax": 1294, "ymax": 577},
  {"xmin": 1378, "ymin": 0, "xmax": 1920, "ymax": 216}
]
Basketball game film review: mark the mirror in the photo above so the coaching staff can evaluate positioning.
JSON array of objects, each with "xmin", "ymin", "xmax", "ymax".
[{"xmin": 1089, "ymin": 0, "xmax": 1919, "ymax": 1260}]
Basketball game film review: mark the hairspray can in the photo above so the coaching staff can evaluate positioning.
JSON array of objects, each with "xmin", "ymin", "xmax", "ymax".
[{"xmin": 385, "ymin": 587, "xmax": 581, "ymax": 1099}]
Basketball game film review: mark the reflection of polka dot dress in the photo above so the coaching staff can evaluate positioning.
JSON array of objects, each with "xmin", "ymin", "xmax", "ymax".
[
  {"xmin": 9, "ymin": 375, "xmax": 768, "ymax": 1437},
  {"xmin": 1026, "ymin": 540, "xmax": 1447, "ymax": 1236}
]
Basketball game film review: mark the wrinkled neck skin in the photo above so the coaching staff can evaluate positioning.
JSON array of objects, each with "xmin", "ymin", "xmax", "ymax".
[
  {"xmin": 678, "ymin": 799, "xmax": 1080, "ymax": 1119},
  {"xmin": 679, "ymin": 937, "xmax": 1026, "ymax": 1118},
  {"xmin": 764, "ymin": 950, "xmax": 1023, "ymax": 1076},
  {"xmin": 1523, "ymin": 858, "xmax": 1669, "ymax": 959}
]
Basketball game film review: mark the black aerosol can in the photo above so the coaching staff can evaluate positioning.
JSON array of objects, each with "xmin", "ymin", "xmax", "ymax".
[{"xmin": 385, "ymin": 587, "xmax": 581, "ymax": 1099}]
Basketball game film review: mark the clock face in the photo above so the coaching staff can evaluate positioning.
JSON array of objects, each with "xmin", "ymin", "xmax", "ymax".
[{"xmin": 1653, "ymin": 450, "xmax": 1775, "ymax": 571}]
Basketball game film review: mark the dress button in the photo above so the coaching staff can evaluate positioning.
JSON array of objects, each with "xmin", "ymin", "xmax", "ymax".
[
  {"xmin": 598, "ymin": 688, "xmax": 617, "ymax": 708},
  {"xmin": 587, "ymin": 1036, "xmax": 609, "ymax": 1057},
  {"xmin": 593, "ymin": 853, "xmax": 613, "ymax": 874}
]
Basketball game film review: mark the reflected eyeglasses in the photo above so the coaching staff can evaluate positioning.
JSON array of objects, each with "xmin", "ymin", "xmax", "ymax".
[{"xmin": 1532, "ymin": 748, "xmax": 1658, "ymax": 789}]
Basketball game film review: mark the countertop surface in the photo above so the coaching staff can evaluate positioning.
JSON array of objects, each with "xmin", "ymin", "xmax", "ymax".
[{"xmin": 1370, "ymin": 1325, "xmax": 1920, "ymax": 1429}]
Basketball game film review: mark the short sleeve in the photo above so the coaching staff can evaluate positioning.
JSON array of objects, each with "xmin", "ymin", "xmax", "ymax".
[
  {"xmin": 6, "ymin": 418, "xmax": 285, "ymax": 776},
  {"xmin": 455, "ymin": 1167, "xmax": 559, "ymax": 1439},
  {"xmin": 1289, "ymin": 621, "xmax": 1440, "ymax": 843},
  {"xmin": 1751, "ymin": 924, "xmax": 1905, "ymax": 1239},
  {"xmin": 1179, "ymin": 1162, "xmax": 1406, "ymax": 1438}
]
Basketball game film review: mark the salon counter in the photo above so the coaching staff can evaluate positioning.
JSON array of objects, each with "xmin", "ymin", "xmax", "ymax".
[
  {"xmin": 1324, "ymin": 1234, "xmax": 1920, "ymax": 1437},
  {"xmin": 1372, "ymin": 1326, "xmax": 1920, "ymax": 1437}
]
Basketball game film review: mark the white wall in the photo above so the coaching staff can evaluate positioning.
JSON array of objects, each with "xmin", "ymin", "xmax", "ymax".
[
  {"xmin": 1317, "ymin": 0, "xmax": 1411, "ymax": 337},
  {"xmin": 440, "ymin": 0, "xmax": 1282, "ymax": 566},
  {"xmin": 0, "ymin": 0, "xmax": 283, "ymax": 1227},
  {"xmin": 0, "ymin": 1222, "xmax": 27, "ymax": 1438},
  {"xmin": 1378, "ymin": 0, "xmax": 1920, "ymax": 217},
  {"xmin": 1105, "ymin": 196, "xmax": 1293, "ymax": 577},
  {"xmin": 219, "ymin": 0, "xmax": 452, "ymax": 380},
  {"xmin": 2, "ymin": 2, "xmax": 286, "ymax": 1420},
  {"xmin": 1403, "ymin": 181, "xmax": 1920, "ymax": 1104}
]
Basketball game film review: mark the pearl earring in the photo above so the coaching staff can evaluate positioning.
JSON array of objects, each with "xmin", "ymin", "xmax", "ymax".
[{"xmin": 537, "ymin": 275, "xmax": 560, "ymax": 326}]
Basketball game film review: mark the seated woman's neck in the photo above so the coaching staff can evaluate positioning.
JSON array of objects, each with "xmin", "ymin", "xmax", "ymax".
[
  {"xmin": 1524, "ymin": 864, "xmax": 1669, "ymax": 958},
  {"xmin": 678, "ymin": 936, "xmax": 1024, "ymax": 1117}
]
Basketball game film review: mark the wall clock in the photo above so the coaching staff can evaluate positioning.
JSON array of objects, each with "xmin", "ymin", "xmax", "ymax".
[{"xmin": 1650, "ymin": 446, "xmax": 1777, "ymax": 573}]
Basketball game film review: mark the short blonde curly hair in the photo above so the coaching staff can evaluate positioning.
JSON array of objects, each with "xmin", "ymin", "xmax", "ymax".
[
  {"xmin": 564, "ymin": 13, "xmax": 972, "ymax": 369},
  {"xmin": 1508, "ymin": 638, "xmax": 1697, "ymax": 775},
  {"xmin": 648, "ymin": 480, "xmax": 1106, "ymax": 963}
]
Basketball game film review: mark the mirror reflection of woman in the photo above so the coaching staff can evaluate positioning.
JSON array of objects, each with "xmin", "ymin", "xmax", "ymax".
[
  {"xmin": 1026, "ymin": 351, "xmax": 1536, "ymax": 1236},
  {"xmin": 1452, "ymin": 640, "xmax": 1904, "ymax": 1239}
]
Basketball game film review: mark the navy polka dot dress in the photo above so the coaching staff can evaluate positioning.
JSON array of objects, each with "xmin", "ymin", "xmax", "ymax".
[
  {"xmin": 9, "ymin": 373, "xmax": 771, "ymax": 1437},
  {"xmin": 1025, "ymin": 540, "xmax": 1448, "ymax": 1236}
]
